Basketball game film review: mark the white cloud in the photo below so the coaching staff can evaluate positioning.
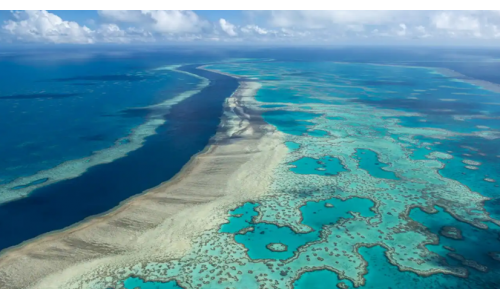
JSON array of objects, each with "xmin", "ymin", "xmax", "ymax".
[
  {"xmin": 415, "ymin": 25, "xmax": 431, "ymax": 38},
  {"xmin": 264, "ymin": 10, "xmax": 500, "ymax": 41},
  {"xmin": 397, "ymin": 24, "xmax": 407, "ymax": 36},
  {"xmin": 3, "ymin": 10, "xmax": 500, "ymax": 45},
  {"xmin": 219, "ymin": 19, "xmax": 237, "ymax": 36},
  {"xmin": 98, "ymin": 11, "xmax": 145, "ymax": 23},
  {"xmin": 268, "ymin": 11, "xmax": 417, "ymax": 29},
  {"xmin": 346, "ymin": 24, "xmax": 365, "ymax": 32},
  {"xmin": 432, "ymin": 12, "xmax": 481, "ymax": 32},
  {"xmin": 427, "ymin": 11, "xmax": 500, "ymax": 39},
  {"xmin": 241, "ymin": 25, "xmax": 268, "ymax": 35},
  {"xmin": 1, "ymin": 10, "xmax": 157, "ymax": 44},
  {"xmin": 143, "ymin": 10, "xmax": 207, "ymax": 34},
  {"xmin": 2, "ymin": 10, "xmax": 94, "ymax": 44},
  {"xmin": 98, "ymin": 10, "xmax": 209, "ymax": 34}
]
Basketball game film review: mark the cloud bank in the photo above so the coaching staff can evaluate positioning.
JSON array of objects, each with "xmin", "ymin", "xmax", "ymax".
[{"xmin": 2, "ymin": 10, "xmax": 500, "ymax": 45}]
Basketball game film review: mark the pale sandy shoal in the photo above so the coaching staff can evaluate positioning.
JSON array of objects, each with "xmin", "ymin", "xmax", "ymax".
[
  {"xmin": 335, "ymin": 61, "xmax": 500, "ymax": 94},
  {"xmin": 431, "ymin": 67, "xmax": 500, "ymax": 94}
]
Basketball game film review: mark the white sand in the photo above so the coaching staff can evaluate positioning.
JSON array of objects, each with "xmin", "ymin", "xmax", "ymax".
[{"xmin": 462, "ymin": 159, "xmax": 482, "ymax": 166}]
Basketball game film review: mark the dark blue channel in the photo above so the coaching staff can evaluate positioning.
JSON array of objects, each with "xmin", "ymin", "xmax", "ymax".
[{"xmin": 0, "ymin": 65, "xmax": 238, "ymax": 251}]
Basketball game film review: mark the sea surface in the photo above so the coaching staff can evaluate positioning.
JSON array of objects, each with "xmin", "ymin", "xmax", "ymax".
[
  {"xmin": 0, "ymin": 49, "xmax": 238, "ymax": 251},
  {"xmin": 87, "ymin": 47, "xmax": 500, "ymax": 289},
  {"xmin": 3, "ymin": 47, "xmax": 500, "ymax": 289}
]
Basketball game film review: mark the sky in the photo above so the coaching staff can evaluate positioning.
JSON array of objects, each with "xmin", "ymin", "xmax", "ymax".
[{"xmin": 1, "ymin": 10, "xmax": 500, "ymax": 46}]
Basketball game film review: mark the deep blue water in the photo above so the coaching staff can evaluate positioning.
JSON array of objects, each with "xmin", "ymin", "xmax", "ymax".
[
  {"xmin": 0, "ymin": 57, "xmax": 197, "ymax": 184},
  {"xmin": 0, "ymin": 64, "xmax": 238, "ymax": 251}
]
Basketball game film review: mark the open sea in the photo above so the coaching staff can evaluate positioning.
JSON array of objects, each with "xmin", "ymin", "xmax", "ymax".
[
  {"xmin": 2, "ymin": 46, "xmax": 500, "ymax": 289},
  {"xmin": 0, "ymin": 47, "xmax": 238, "ymax": 251}
]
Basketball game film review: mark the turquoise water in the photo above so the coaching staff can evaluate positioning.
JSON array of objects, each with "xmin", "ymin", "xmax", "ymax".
[
  {"xmin": 220, "ymin": 197, "xmax": 375, "ymax": 260},
  {"xmin": 220, "ymin": 202, "xmax": 259, "ymax": 234},
  {"xmin": 300, "ymin": 197, "xmax": 376, "ymax": 231},
  {"xmin": 289, "ymin": 156, "xmax": 347, "ymax": 176},
  {"xmin": 203, "ymin": 60, "xmax": 500, "ymax": 288},
  {"xmin": 410, "ymin": 206, "xmax": 500, "ymax": 270},
  {"xmin": 407, "ymin": 134, "xmax": 500, "ymax": 198},
  {"xmin": 307, "ymin": 129, "xmax": 329, "ymax": 137},
  {"xmin": 295, "ymin": 242, "xmax": 500, "ymax": 289},
  {"xmin": 285, "ymin": 141, "xmax": 301, "ymax": 151},
  {"xmin": 409, "ymin": 145, "xmax": 434, "ymax": 161},
  {"xmin": 353, "ymin": 149, "xmax": 400, "ymax": 180},
  {"xmin": 262, "ymin": 110, "xmax": 321, "ymax": 136},
  {"xmin": 439, "ymin": 155, "xmax": 499, "ymax": 198},
  {"xmin": 261, "ymin": 104, "xmax": 287, "ymax": 108},
  {"xmin": 255, "ymin": 88, "xmax": 331, "ymax": 105},
  {"xmin": 123, "ymin": 277, "xmax": 182, "ymax": 289},
  {"xmin": 87, "ymin": 57, "xmax": 500, "ymax": 289},
  {"xmin": 357, "ymin": 246, "xmax": 461, "ymax": 289},
  {"xmin": 235, "ymin": 222, "xmax": 318, "ymax": 260},
  {"xmin": 294, "ymin": 269, "xmax": 353, "ymax": 289}
]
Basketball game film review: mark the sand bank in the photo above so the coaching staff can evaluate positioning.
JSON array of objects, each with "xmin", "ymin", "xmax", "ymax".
[
  {"xmin": 0, "ymin": 69, "xmax": 287, "ymax": 289},
  {"xmin": 434, "ymin": 67, "xmax": 500, "ymax": 94}
]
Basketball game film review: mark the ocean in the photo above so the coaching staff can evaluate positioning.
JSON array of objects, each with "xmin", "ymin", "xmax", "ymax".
[
  {"xmin": 107, "ymin": 47, "xmax": 500, "ymax": 289},
  {"xmin": 2, "ymin": 46, "xmax": 500, "ymax": 289},
  {"xmin": 0, "ymin": 48, "xmax": 238, "ymax": 251}
]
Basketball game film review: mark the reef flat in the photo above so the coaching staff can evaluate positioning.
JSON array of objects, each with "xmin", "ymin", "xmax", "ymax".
[{"xmin": 2, "ymin": 60, "xmax": 500, "ymax": 289}]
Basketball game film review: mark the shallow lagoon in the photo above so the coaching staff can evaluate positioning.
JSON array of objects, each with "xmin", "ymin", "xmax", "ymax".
[
  {"xmin": 262, "ymin": 110, "xmax": 321, "ymax": 136},
  {"xmin": 353, "ymin": 149, "xmax": 399, "ymax": 180},
  {"xmin": 220, "ymin": 197, "xmax": 375, "ymax": 260},
  {"xmin": 289, "ymin": 156, "xmax": 347, "ymax": 176}
]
